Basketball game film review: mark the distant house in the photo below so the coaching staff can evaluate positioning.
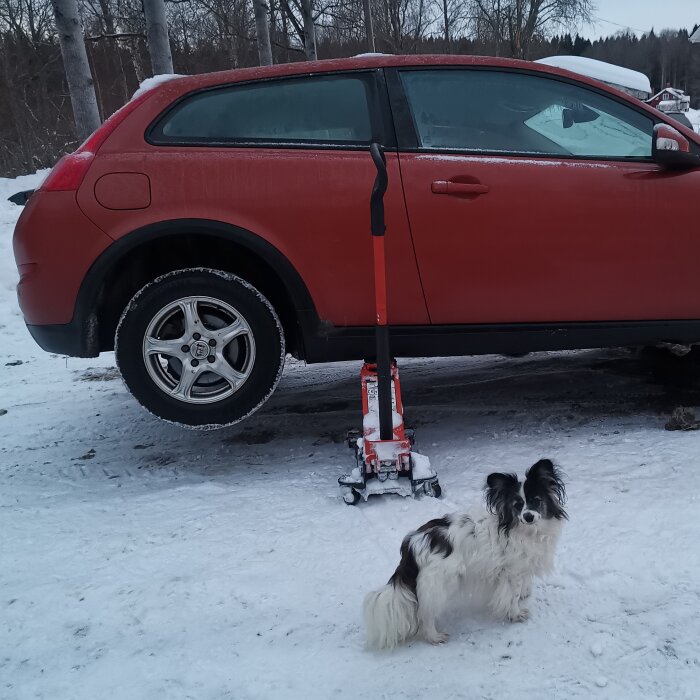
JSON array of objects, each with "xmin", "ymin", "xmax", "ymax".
[{"xmin": 646, "ymin": 87, "xmax": 691, "ymax": 112}]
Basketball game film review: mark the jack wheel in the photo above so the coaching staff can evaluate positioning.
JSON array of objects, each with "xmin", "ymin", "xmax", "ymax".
[
  {"xmin": 342, "ymin": 488, "xmax": 361, "ymax": 506},
  {"xmin": 425, "ymin": 481, "xmax": 442, "ymax": 498}
]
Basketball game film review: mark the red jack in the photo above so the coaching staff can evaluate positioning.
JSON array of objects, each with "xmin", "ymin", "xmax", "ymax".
[{"xmin": 339, "ymin": 144, "xmax": 440, "ymax": 505}]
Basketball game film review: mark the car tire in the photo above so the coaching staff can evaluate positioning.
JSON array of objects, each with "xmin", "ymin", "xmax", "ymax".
[{"xmin": 115, "ymin": 268, "xmax": 285, "ymax": 428}]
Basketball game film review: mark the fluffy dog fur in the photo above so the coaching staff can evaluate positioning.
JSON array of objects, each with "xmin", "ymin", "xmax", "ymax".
[{"xmin": 363, "ymin": 459, "xmax": 567, "ymax": 649}]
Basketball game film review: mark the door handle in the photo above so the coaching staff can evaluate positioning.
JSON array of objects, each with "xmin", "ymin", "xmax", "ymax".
[{"xmin": 431, "ymin": 180, "xmax": 490, "ymax": 195}]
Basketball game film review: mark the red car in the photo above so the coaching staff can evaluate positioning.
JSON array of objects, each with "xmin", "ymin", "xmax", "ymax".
[{"xmin": 12, "ymin": 55, "xmax": 700, "ymax": 427}]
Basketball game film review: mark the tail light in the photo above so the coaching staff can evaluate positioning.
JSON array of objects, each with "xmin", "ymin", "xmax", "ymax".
[{"xmin": 40, "ymin": 91, "xmax": 153, "ymax": 193}]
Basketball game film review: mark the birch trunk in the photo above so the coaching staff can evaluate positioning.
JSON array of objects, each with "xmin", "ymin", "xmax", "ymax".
[
  {"xmin": 301, "ymin": 0, "xmax": 317, "ymax": 60},
  {"xmin": 253, "ymin": 0, "xmax": 273, "ymax": 66},
  {"xmin": 143, "ymin": 0, "xmax": 174, "ymax": 75},
  {"xmin": 362, "ymin": 0, "xmax": 375, "ymax": 52},
  {"xmin": 51, "ymin": 0, "xmax": 101, "ymax": 140}
]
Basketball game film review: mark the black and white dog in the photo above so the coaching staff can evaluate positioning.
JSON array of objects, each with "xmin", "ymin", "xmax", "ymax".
[{"xmin": 364, "ymin": 459, "xmax": 567, "ymax": 649}]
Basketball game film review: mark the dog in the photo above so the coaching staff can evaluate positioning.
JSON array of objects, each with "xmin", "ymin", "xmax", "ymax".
[{"xmin": 363, "ymin": 459, "xmax": 567, "ymax": 649}]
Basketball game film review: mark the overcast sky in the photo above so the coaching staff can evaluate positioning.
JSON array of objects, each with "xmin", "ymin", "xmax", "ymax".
[{"xmin": 580, "ymin": 0, "xmax": 699, "ymax": 39}]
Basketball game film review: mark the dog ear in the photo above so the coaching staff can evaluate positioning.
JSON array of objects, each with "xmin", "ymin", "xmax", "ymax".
[
  {"xmin": 526, "ymin": 459, "xmax": 567, "ymax": 515},
  {"xmin": 485, "ymin": 473, "xmax": 519, "ymax": 534},
  {"xmin": 528, "ymin": 459, "xmax": 554, "ymax": 476},
  {"xmin": 486, "ymin": 472, "xmax": 518, "ymax": 491}
]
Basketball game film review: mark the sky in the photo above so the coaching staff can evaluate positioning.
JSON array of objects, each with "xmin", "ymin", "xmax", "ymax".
[{"xmin": 580, "ymin": 0, "xmax": 699, "ymax": 40}]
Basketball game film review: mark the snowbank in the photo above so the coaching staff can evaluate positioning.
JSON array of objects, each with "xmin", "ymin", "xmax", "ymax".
[{"xmin": 536, "ymin": 56, "xmax": 652, "ymax": 96}]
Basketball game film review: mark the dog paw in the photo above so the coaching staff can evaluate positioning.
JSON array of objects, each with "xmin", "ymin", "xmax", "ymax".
[
  {"xmin": 425, "ymin": 632, "xmax": 449, "ymax": 645},
  {"xmin": 508, "ymin": 608, "xmax": 529, "ymax": 623}
]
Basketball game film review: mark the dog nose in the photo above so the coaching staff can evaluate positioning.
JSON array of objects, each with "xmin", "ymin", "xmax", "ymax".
[{"xmin": 523, "ymin": 512, "xmax": 534, "ymax": 523}]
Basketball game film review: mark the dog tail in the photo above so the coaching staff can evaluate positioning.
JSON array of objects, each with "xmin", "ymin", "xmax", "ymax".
[{"xmin": 363, "ymin": 581, "xmax": 419, "ymax": 649}]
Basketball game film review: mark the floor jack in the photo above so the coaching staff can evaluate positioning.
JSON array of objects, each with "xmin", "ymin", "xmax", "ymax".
[{"xmin": 338, "ymin": 144, "xmax": 440, "ymax": 505}]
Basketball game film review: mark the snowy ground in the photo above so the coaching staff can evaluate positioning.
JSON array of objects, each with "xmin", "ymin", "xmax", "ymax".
[{"xmin": 2, "ymin": 174, "xmax": 700, "ymax": 700}]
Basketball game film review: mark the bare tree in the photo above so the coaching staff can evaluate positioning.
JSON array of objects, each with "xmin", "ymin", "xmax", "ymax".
[
  {"xmin": 374, "ymin": 0, "xmax": 428, "ymax": 53},
  {"xmin": 362, "ymin": 0, "xmax": 375, "ymax": 51},
  {"xmin": 470, "ymin": 0, "xmax": 594, "ymax": 58},
  {"xmin": 51, "ymin": 0, "xmax": 101, "ymax": 138},
  {"xmin": 280, "ymin": 0, "xmax": 317, "ymax": 60},
  {"xmin": 252, "ymin": 0, "xmax": 273, "ymax": 65},
  {"xmin": 143, "ymin": 0, "xmax": 173, "ymax": 74},
  {"xmin": 300, "ymin": 0, "xmax": 316, "ymax": 59},
  {"xmin": 432, "ymin": 0, "xmax": 469, "ymax": 50}
]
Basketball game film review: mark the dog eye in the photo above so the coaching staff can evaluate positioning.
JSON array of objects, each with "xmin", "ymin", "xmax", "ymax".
[{"xmin": 513, "ymin": 499, "xmax": 524, "ymax": 508}]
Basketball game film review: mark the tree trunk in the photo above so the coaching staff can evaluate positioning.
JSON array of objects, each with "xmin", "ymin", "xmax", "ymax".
[
  {"xmin": 442, "ymin": 0, "xmax": 449, "ymax": 51},
  {"xmin": 253, "ymin": 0, "xmax": 273, "ymax": 66},
  {"xmin": 280, "ymin": 1, "xmax": 290, "ymax": 62},
  {"xmin": 127, "ymin": 39, "xmax": 147, "ymax": 84},
  {"xmin": 362, "ymin": 0, "xmax": 375, "ymax": 52},
  {"xmin": 51, "ymin": 0, "xmax": 101, "ymax": 140},
  {"xmin": 301, "ymin": 0, "xmax": 317, "ymax": 60},
  {"xmin": 143, "ymin": 0, "xmax": 174, "ymax": 75}
]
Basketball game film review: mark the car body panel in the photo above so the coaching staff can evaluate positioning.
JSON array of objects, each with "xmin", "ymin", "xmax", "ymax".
[
  {"xmin": 76, "ymin": 148, "xmax": 428, "ymax": 326},
  {"xmin": 398, "ymin": 152, "xmax": 700, "ymax": 323},
  {"xmin": 11, "ymin": 54, "xmax": 700, "ymax": 358},
  {"xmin": 13, "ymin": 191, "xmax": 114, "ymax": 325}
]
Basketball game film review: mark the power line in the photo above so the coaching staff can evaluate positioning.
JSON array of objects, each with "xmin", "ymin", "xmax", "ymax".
[{"xmin": 591, "ymin": 15, "xmax": 646, "ymax": 34}]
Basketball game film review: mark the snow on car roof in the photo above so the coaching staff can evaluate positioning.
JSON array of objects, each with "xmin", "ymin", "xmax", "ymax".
[
  {"xmin": 131, "ymin": 73, "xmax": 185, "ymax": 100},
  {"xmin": 535, "ymin": 55, "xmax": 652, "ymax": 96}
]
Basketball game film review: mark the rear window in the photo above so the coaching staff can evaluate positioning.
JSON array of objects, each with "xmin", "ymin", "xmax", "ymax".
[{"xmin": 149, "ymin": 74, "xmax": 374, "ymax": 146}]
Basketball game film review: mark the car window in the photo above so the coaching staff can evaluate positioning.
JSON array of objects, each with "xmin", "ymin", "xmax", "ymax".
[
  {"xmin": 151, "ymin": 74, "xmax": 373, "ymax": 145},
  {"xmin": 399, "ymin": 69, "xmax": 653, "ymax": 158}
]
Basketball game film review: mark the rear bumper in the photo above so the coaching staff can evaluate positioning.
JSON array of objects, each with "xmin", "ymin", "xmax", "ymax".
[
  {"xmin": 13, "ymin": 190, "xmax": 113, "ymax": 326},
  {"xmin": 26, "ymin": 314, "xmax": 99, "ymax": 358}
]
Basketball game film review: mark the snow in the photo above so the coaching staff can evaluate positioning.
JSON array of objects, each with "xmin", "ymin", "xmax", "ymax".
[
  {"xmin": 3, "ymin": 172, "xmax": 700, "ymax": 699},
  {"xmin": 131, "ymin": 74, "xmax": 185, "ymax": 100},
  {"xmin": 687, "ymin": 108, "xmax": 700, "ymax": 134},
  {"xmin": 409, "ymin": 451, "xmax": 434, "ymax": 480},
  {"xmin": 418, "ymin": 153, "xmax": 613, "ymax": 168},
  {"xmin": 536, "ymin": 56, "xmax": 652, "ymax": 96}
]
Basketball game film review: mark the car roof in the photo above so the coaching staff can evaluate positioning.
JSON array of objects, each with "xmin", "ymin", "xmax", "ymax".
[
  {"xmin": 124, "ymin": 54, "xmax": 700, "ymax": 148},
  {"xmin": 153, "ymin": 54, "xmax": 610, "ymax": 94}
]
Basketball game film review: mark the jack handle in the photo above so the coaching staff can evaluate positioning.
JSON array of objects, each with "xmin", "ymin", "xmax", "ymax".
[{"xmin": 370, "ymin": 143, "xmax": 387, "ymax": 237}]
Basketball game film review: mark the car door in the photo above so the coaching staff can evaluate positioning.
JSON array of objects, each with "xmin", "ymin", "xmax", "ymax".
[
  {"xmin": 84, "ymin": 70, "xmax": 428, "ymax": 327},
  {"xmin": 389, "ymin": 66, "xmax": 700, "ymax": 325}
]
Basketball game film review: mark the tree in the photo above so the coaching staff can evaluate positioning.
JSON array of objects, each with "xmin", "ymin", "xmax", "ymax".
[
  {"xmin": 143, "ymin": 0, "xmax": 173, "ymax": 74},
  {"xmin": 362, "ymin": 0, "xmax": 375, "ymax": 51},
  {"xmin": 470, "ymin": 0, "xmax": 595, "ymax": 59},
  {"xmin": 280, "ymin": 0, "xmax": 317, "ymax": 60},
  {"xmin": 252, "ymin": 0, "xmax": 273, "ymax": 65},
  {"xmin": 51, "ymin": 0, "xmax": 101, "ymax": 139},
  {"xmin": 374, "ymin": 0, "xmax": 428, "ymax": 53}
]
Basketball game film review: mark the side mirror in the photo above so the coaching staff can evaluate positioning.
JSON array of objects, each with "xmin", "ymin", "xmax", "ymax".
[
  {"xmin": 562, "ymin": 104, "xmax": 598, "ymax": 129},
  {"xmin": 652, "ymin": 123, "xmax": 700, "ymax": 168}
]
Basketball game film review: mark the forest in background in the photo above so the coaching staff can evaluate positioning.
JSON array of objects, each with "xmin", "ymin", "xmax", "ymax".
[{"xmin": 1, "ymin": 0, "xmax": 699, "ymax": 177}]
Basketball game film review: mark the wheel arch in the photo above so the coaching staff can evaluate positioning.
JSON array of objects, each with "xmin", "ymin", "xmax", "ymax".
[{"xmin": 77, "ymin": 219, "xmax": 318, "ymax": 359}]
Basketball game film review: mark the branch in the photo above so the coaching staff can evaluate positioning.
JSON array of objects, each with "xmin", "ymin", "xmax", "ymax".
[{"xmin": 85, "ymin": 32, "xmax": 145, "ymax": 42}]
